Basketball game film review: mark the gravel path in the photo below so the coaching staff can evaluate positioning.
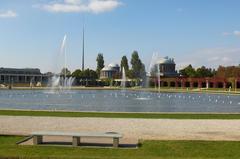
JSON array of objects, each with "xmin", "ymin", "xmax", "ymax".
[{"xmin": 1, "ymin": 116, "xmax": 240, "ymax": 141}]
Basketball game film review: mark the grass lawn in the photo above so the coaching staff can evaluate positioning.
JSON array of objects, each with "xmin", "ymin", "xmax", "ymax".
[
  {"xmin": 1, "ymin": 135, "xmax": 240, "ymax": 159},
  {"xmin": 1, "ymin": 109, "xmax": 240, "ymax": 119}
]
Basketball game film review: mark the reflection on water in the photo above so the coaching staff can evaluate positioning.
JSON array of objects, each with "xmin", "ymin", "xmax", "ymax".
[{"xmin": 0, "ymin": 90, "xmax": 240, "ymax": 113}]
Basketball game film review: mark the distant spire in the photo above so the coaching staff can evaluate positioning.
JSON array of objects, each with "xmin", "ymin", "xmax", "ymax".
[{"xmin": 82, "ymin": 25, "xmax": 85, "ymax": 71}]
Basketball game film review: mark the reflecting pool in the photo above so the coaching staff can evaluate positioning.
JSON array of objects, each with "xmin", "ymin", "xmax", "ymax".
[{"xmin": 0, "ymin": 90, "xmax": 240, "ymax": 112}]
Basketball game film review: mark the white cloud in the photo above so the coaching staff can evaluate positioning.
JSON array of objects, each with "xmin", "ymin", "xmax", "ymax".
[
  {"xmin": 233, "ymin": 30, "xmax": 240, "ymax": 37},
  {"xmin": 222, "ymin": 30, "xmax": 240, "ymax": 37},
  {"xmin": 43, "ymin": 3, "xmax": 88, "ymax": 13},
  {"xmin": 176, "ymin": 47, "xmax": 240, "ymax": 70},
  {"xmin": 37, "ymin": 0, "xmax": 122, "ymax": 14},
  {"xmin": 64, "ymin": 0, "xmax": 82, "ymax": 5},
  {"xmin": 0, "ymin": 10, "xmax": 17, "ymax": 18},
  {"xmin": 88, "ymin": 0, "xmax": 122, "ymax": 13}
]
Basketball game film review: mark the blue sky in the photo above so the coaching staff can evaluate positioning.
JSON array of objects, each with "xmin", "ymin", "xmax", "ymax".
[{"xmin": 0, "ymin": 0, "xmax": 240, "ymax": 73}]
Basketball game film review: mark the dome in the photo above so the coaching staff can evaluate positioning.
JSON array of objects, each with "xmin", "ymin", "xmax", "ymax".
[
  {"xmin": 158, "ymin": 56, "xmax": 175, "ymax": 64},
  {"xmin": 108, "ymin": 63, "xmax": 119, "ymax": 68},
  {"xmin": 101, "ymin": 66, "xmax": 115, "ymax": 71}
]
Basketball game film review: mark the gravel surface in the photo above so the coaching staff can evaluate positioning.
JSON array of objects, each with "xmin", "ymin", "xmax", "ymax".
[{"xmin": 1, "ymin": 116, "xmax": 240, "ymax": 141}]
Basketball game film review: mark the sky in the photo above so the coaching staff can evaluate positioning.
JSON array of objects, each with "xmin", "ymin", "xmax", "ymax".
[{"xmin": 0, "ymin": 0, "xmax": 240, "ymax": 73}]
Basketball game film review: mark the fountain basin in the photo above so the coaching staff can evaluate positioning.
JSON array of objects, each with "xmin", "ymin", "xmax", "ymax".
[{"xmin": 0, "ymin": 90, "xmax": 239, "ymax": 113}]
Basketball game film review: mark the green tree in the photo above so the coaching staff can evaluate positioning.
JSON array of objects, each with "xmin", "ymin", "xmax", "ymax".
[
  {"xmin": 121, "ymin": 56, "xmax": 129, "ymax": 72},
  {"xmin": 60, "ymin": 68, "xmax": 71, "ymax": 76},
  {"xmin": 88, "ymin": 69, "xmax": 98, "ymax": 79},
  {"xmin": 130, "ymin": 51, "xmax": 146, "ymax": 79},
  {"xmin": 196, "ymin": 66, "xmax": 215, "ymax": 77},
  {"xmin": 96, "ymin": 53, "xmax": 104, "ymax": 77},
  {"xmin": 126, "ymin": 69, "xmax": 134, "ymax": 79},
  {"xmin": 140, "ymin": 63, "xmax": 146, "ymax": 78},
  {"xmin": 80, "ymin": 69, "xmax": 98, "ymax": 79},
  {"xmin": 179, "ymin": 65, "xmax": 196, "ymax": 77},
  {"xmin": 71, "ymin": 69, "xmax": 82, "ymax": 78},
  {"xmin": 180, "ymin": 65, "xmax": 216, "ymax": 78}
]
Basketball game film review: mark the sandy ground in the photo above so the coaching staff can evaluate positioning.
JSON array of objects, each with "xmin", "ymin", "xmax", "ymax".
[{"xmin": 1, "ymin": 116, "xmax": 240, "ymax": 142}]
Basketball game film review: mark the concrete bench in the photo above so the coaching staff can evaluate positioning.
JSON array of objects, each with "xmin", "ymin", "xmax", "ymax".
[{"xmin": 32, "ymin": 131, "xmax": 123, "ymax": 148}]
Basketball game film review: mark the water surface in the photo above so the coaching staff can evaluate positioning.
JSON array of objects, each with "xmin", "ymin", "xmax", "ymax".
[{"xmin": 0, "ymin": 90, "xmax": 239, "ymax": 113}]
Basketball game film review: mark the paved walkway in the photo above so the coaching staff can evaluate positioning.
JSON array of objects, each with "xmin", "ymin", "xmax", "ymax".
[{"xmin": 1, "ymin": 116, "xmax": 240, "ymax": 141}]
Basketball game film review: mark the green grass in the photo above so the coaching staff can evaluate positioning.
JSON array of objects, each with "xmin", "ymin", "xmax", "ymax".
[
  {"xmin": 1, "ymin": 136, "xmax": 240, "ymax": 159},
  {"xmin": 1, "ymin": 109, "xmax": 240, "ymax": 119}
]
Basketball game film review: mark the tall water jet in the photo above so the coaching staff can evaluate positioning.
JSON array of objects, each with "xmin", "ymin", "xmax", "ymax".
[
  {"xmin": 146, "ymin": 53, "xmax": 157, "ymax": 88},
  {"xmin": 61, "ymin": 35, "xmax": 67, "ymax": 80},
  {"xmin": 148, "ymin": 52, "xmax": 161, "ymax": 90},
  {"xmin": 48, "ymin": 34, "xmax": 75, "ymax": 92},
  {"xmin": 157, "ymin": 63, "xmax": 161, "ymax": 92},
  {"xmin": 121, "ymin": 67, "xmax": 126, "ymax": 88}
]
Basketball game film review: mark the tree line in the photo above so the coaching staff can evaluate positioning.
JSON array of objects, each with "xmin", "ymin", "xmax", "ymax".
[
  {"xmin": 58, "ymin": 50, "xmax": 146, "ymax": 81},
  {"xmin": 95, "ymin": 51, "xmax": 146, "ymax": 79},
  {"xmin": 58, "ymin": 52, "xmax": 240, "ymax": 80},
  {"xmin": 179, "ymin": 65, "xmax": 240, "ymax": 78}
]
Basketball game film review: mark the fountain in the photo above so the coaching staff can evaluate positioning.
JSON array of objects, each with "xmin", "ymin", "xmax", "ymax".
[
  {"xmin": 121, "ymin": 67, "xmax": 126, "ymax": 88},
  {"xmin": 0, "ymin": 36, "xmax": 239, "ymax": 113},
  {"xmin": 148, "ymin": 52, "xmax": 161, "ymax": 91},
  {"xmin": 134, "ymin": 53, "xmax": 161, "ymax": 100},
  {"xmin": 157, "ymin": 63, "xmax": 161, "ymax": 92},
  {"xmin": 48, "ymin": 35, "xmax": 75, "ymax": 92}
]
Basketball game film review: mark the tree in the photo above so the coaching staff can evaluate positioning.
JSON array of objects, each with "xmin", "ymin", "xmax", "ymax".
[
  {"xmin": 130, "ymin": 51, "xmax": 146, "ymax": 79},
  {"xmin": 72, "ymin": 69, "xmax": 98, "ymax": 86},
  {"xmin": 60, "ymin": 68, "xmax": 71, "ymax": 76},
  {"xmin": 216, "ymin": 65, "xmax": 240, "ymax": 78},
  {"xmin": 180, "ymin": 65, "xmax": 216, "ymax": 78},
  {"xmin": 72, "ymin": 69, "xmax": 98, "ymax": 79},
  {"xmin": 126, "ymin": 69, "xmax": 134, "ymax": 79},
  {"xmin": 196, "ymin": 66, "xmax": 215, "ymax": 77},
  {"xmin": 72, "ymin": 69, "xmax": 82, "ymax": 78},
  {"xmin": 80, "ymin": 69, "xmax": 98, "ymax": 80},
  {"xmin": 216, "ymin": 66, "xmax": 226, "ymax": 78},
  {"xmin": 140, "ymin": 63, "xmax": 146, "ymax": 78},
  {"xmin": 120, "ymin": 56, "xmax": 129, "ymax": 72},
  {"xmin": 96, "ymin": 53, "xmax": 104, "ymax": 77},
  {"xmin": 88, "ymin": 69, "xmax": 98, "ymax": 79},
  {"xmin": 179, "ymin": 65, "xmax": 196, "ymax": 77}
]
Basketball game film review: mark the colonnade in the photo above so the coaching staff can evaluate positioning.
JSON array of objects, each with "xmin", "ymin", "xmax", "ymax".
[{"xmin": 154, "ymin": 77, "xmax": 240, "ymax": 89}]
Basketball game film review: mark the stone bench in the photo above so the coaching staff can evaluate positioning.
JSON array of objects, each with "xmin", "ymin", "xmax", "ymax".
[{"xmin": 32, "ymin": 131, "xmax": 123, "ymax": 148}]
